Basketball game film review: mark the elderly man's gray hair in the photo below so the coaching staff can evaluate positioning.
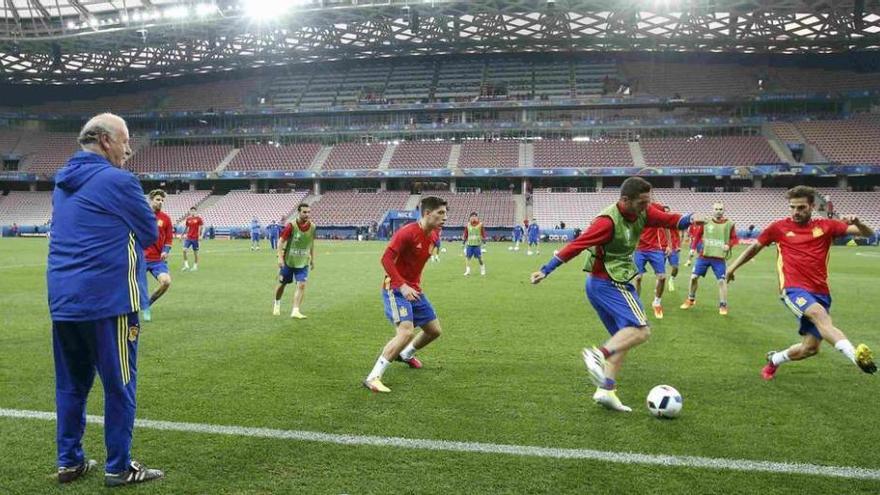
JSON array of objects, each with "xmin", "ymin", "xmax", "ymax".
[{"xmin": 78, "ymin": 113, "xmax": 126, "ymax": 146}]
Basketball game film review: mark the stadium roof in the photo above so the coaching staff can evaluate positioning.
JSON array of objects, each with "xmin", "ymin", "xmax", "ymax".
[{"xmin": 2, "ymin": 0, "xmax": 879, "ymax": 84}]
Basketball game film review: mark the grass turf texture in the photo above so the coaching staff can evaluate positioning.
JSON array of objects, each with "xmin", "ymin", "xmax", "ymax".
[{"xmin": 1, "ymin": 238, "xmax": 878, "ymax": 494}]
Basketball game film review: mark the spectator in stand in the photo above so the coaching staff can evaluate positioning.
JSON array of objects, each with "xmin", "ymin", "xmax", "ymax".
[
  {"xmin": 11, "ymin": 222, "xmax": 19, "ymax": 237},
  {"xmin": 825, "ymin": 195, "xmax": 834, "ymax": 219}
]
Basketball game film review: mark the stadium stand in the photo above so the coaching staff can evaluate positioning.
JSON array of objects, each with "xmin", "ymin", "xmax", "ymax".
[
  {"xmin": 0, "ymin": 191, "xmax": 53, "ymax": 226},
  {"xmin": 795, "ymin": 119, "xmax": 880, "ymax": 164},
  {"xmin": 770, "ymin": 122, "xmax": 805, "ymax": 143},
  {"xmin": 533, "ymin": 140, "xmax": 634, "ymax": 168},
  {"xmin": 310, "ymin": 190, "xmax": 411, "ymax": 226},
  {"xmin": 388, "ymin": 142, "xmax": 452, "ymax": 169},
  {"xmin": 227, "ymin": 143, "xmax": 322, "ymax": 171},
  {"xmin": 323, "ymin": 142, "xmax": 388, "ymax": 170},
  {"xmin": 161, "ymin": 78, "xmax": 259, "ymax": 112},
  {"xmin": 573, "ymin": 62, "xmax": 619, "ymax": 97},
  {"xmin": 458, "ymin": 141, "xmax": 520, "ymax": 168},
  {"xmin": 423, "ymin": 190, "xmax": 516, "ymax": 227},
  {"xmin": 534, "ymin": 188, "xmax": 880, "ymax": 231},
  {"xmin": 384, "ymin": 60, "xmax": 435, "ymax": 103},
  {"xmin": 199, "ymin": 190, "xmax": 309, "ymax": 228},
  {"xmin": 622, "ymin": 61, "xmax": 757, "ymax": 98},
  {"xmin": 640, "ymin": 136, "xmax": 778, "ymax": 167},
  {"xmin": 434, "ymin": 58, "xmax": 484, "ymax": 101},
  {"xmin": 154, "ymin": 190, "xmax": 212, "ymax": 224},
  {"xmin": 126, "ymin": 144, "xmax": 233, "ymax": 173}
]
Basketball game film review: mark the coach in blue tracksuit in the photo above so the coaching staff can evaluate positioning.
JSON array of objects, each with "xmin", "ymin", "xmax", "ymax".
[{"xmin": 48, "ymin": 113, "xmax": 164, "ymax": 487}]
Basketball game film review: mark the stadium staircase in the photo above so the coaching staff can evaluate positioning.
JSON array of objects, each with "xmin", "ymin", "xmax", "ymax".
[
  {"xmin": 379, "ymin": 143, "xmax": 396, "ymax": 169},
  {"xmin": 448, "ymin": 144, "xmax": 461, "ymax": 169},
  {"xmin": 629, "ymin": 141, "xmax": 647, "ymax": 168},
  {"xmin": 521, "ymin": 143, "xmax": 534, "ymax": 168},
  {"xmin": 403, "ymin": 195, "xmax": 422, "ymax": 210},
  {"xmin": 514, "ymin": 194, "xmax": 526, "ymax": 225},
  {"xmin": 214, "ymin": 148, "xmax": 240, "ymax": 174},
  {"xmin": 191, "ymin": 195, "xmax": 225, "ymax": 222},
  {"xmin": 309, "ymin": 146, "xmax": 333, "ymax": 171},
  {"xmin": 762, "ymin": 124, "xmax": 798, "ymax": 165}
]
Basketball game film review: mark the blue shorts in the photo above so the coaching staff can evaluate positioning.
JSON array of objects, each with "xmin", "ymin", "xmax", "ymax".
[
  {"xmin": 146, "ymin": 260, "xmax": 169, "ymax": 279},
  {"xmin": 434, "ymin": 239, "xmax": 441, "ymax": 248},
  {"xmin": 465, "ymin": 245, "xmax": 482, "ymax": 259},
  {"xmin": 693, "ymin": 257, "xmax": 726, "ymax": 279},
  {"xmin": 586, "ymin": 276, "xmax": 649, "ymax": 335},
  {"xmin": 634, "ymin": 250, "xmax": 666, "ymax": 275},
  {"xmin": 279, "ymin": 265, "xmax": 309, "ymax": 284},
  {"xmin": 513, "ymin": 234, "xmax": 522, "ymax": 242},
  {"xmin": 183, "ymin": 239, "xmax": 199, "ymax": 251},
  {"xmin": 382, "ymin": 289, "xmax": 437, "ymax": 328},
  {"xmin": 781, "ymin": 288, "xmax": 831, "ymax": 340},
  {"xmin": 251, "ymin": 232, "xmax": 260, "ymax": 242},
  {"xmin": 667, "ymin": 251, "xmax": 680, "ymax": 267},
  {"xmin": 528, "ymin": 236, "xmax": 538, "ymax": 245}
]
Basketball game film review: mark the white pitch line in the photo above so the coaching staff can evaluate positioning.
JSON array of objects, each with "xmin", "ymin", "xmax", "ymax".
[{"xmin": 2, "ymin": 408, "xmax": 879, "ymax": 481}]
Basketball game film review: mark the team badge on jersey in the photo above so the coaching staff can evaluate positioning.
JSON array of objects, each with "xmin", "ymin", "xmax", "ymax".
[
  {"xmin": 812, "ymin": 227, "xmax": 824, "ymax": 238},
  {"xmin": 128, "ymin": 326, "xmax": 140, "ymax": 342},
  {"xmin": 157, "ymin": 219, "xmax": 164, "ymax": 227},
  {"xmin": 785, "ymin": 231, "xmax": 796, "ymax": 237}
]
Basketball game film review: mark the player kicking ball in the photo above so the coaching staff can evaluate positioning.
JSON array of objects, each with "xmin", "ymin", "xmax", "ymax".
[
  {"xmin": 726, "ymin": 186, "xmax": 876, "ymax": 379},
  {"xmin": 364, "ymin": 196, "xmax": 448, "ymax": 393},
  {"xmin": 531, "ymin": 178, "xmax": 698, "ymax": 412},
  {"xmin": 274, "ymin": 203, "xmax": 315, "ymax": 319}
]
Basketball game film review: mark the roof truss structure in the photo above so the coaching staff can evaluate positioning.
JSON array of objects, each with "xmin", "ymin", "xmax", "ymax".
[{"xmin": 2, "ymin": 0, "xmax": 879, "ymax": 84}]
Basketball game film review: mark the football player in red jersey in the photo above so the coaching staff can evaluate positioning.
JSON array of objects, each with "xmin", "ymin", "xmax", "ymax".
[
  {"xmin": 180, "ymin": 207, "xmax": 203, "ymax": 271},
  {"xmin": 726, "ymin": 186, "xmax": 876, "ymax": 379},
  {"xmin": 142, "ymin": 190, "xmax": 173, "ymax": 322},
  {"xmin": 363, "ymin": 196, "xmax": 448, "ymax": 393}
]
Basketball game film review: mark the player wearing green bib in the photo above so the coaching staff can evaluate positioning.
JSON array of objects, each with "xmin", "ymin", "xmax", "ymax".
[
  {"xmin": 273, "ymin": 203, "xmax": 316, "ymax": 319},
  {"xmin": 463, "ymin": 212, "xmax": 487, "ymax": 276},
  {"xmin": 531, "ymin": 178, "xmax": 699, "ymax": 412},
  {"xmin": 680, "ymin": 202, "xmax": 738, "ymax": 315}
]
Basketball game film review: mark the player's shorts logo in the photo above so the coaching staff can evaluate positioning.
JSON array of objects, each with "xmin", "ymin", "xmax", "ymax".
[
  {"xmin": 128, "ymin": 326, "xmax": 140, "ymax": 342},
  {"xmin": 398, "ymin": 306, "xmax": 409, "ymax": 317},
  {"xmin": 795, "ymin": 297, "xmax": 807, "ymax": 307}
]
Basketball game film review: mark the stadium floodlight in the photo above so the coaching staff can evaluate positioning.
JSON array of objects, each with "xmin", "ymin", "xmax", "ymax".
[
  {"xmin": 164, "ymin": 6, "xmax": 188, "ymax": 19},
  {"xmin": 67, "ymin": 21, "xmax": 77, "ymax": 29},
  {"xmin": 242, "ymin": 0, "xmax": 307, "ymax": 20},
  {"xmin": 196, "ymin": 4, "xmax": 217, "ymax": 18}
]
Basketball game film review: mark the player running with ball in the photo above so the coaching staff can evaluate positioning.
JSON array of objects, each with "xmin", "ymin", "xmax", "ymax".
[{"xmin": 531, "ymin": 177, "xmax": 698, "ymax": 412}]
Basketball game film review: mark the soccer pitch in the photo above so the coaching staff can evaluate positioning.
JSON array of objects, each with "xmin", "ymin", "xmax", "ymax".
[{"xmin": 1, "ymin": 238, "xmax": 879, "ymax": 494}]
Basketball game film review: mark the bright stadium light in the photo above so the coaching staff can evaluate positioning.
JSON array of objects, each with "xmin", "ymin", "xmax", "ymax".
[
  {"xmin": 242, "ymin": 0, "xmax": 306, "ymax": 20},
  {"xmin": 67, "ymin": 21, "xmax": 77, "ymax": 29},
  {"xmin": 164, "ymin": 6, "xmax": 188, "ymax": 19},
  {"xmin": 196, "ymin": 4, "xmax": 216, "ymax": 18}
]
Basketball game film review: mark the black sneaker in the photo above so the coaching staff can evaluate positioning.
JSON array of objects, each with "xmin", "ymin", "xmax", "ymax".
[
  {"xmin": 105, "ymin": 461, "xmax": 165, "ymax": 487},
  {"xmin": 58, "ymin": 459, "xmax": 97, "ymax": 483}
]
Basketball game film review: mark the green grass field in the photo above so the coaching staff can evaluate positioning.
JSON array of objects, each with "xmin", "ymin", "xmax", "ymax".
[{"xmin": 1, "ymin": 238, "xmax": 879, "ymax": 494}]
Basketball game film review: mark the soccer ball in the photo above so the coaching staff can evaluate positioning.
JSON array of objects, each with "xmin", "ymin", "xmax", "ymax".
[
  {"xmin": 646, "ymin": 385, "xmax": 683, "ymax": 419},
  {"xmin": 508, "ymin": 246, "xmax": 514, "ymax": 251},
  {"xmin": 553, "ymin": 249, "xmax": 559, "ymax": 256}
]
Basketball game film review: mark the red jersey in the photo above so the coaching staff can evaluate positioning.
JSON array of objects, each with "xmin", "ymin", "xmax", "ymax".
[
  {"xmin": 381, "ymin": 221, "xmax": 440, "ymax": 292},
  {"xmin": 556, "ymin": 203, "xmax": 684, "ymax": 280},
  {"xmin": 669, "ymin": 228, "xmax": 681, "ymax": 250},
  {"xmin": 637, "ymin": 226, "xmax": 668, "ymax": 252},
  {"xmin": 280, "ymin": 219, "xmax": 312, "ymax": 241},
  {"xmin": 687, "ymin": 223, "xmax": 701, "ymax": 249},
  {"xmin": 691, "ymin": 218, "xmax": 739, "ymax": 259},
  {"xmin": 184, "ymin": 216, "xmax": 203, "ymax": 240},
  {"xmin": 144, "ymin": 210, "xmax": 173, "ymax": 262},
  {"xmin": 757, "ymin": 217, "xmax": 848, "ymax": 294}
]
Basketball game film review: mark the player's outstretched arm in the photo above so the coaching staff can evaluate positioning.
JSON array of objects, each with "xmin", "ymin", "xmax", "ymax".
[
  {"xmin": 842, "ymin": 216, "xmax": 875, "ymax": 237},
  {"xmin": 725, "ymin": 242, "xmax": 764, "ymax": 283}
]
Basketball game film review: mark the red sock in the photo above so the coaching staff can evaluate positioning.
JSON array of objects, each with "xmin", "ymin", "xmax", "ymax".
[{"xmin": 599, "ymin": 346, "xmax": 614, "ymax": 359}]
